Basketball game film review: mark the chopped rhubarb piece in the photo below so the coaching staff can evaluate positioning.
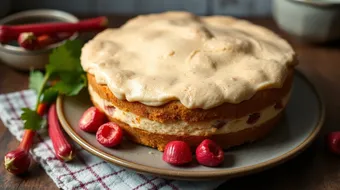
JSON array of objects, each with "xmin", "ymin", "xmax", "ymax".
[
  {"xmin": 104, "ymin": 105, "xmax": 115, "ymax": 116},
  {"xmin": 212, "ymin": 120, "xmax": 227, "ymax": 129},
  {"xmin": 17, "ymin": 32, "xmax": 39, "ymax": 50},
  {"xmin": 247, "ymin": 113, "xmax": 260, "ymax": 125}
]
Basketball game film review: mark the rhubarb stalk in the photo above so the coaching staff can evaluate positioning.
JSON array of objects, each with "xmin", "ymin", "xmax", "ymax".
[
  {"xmin": 54, "ymin": 32, "xmax": 74, "ymax": 41},
  {"xmin": 4, "ymin": 103, "xmax": 47, "ymax": 175},
  {"xmin": 0, "ymin": 17, "xmax": 108, "ymax": 43},
  {"xmin": 48, "ymin": 104, "xmax": 74, "ymax": 161}
]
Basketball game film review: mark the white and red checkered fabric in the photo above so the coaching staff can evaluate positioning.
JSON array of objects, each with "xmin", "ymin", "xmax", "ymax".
[{"xmin": 0, "ymin": 90, "xmax": 224, "ymax": 190}]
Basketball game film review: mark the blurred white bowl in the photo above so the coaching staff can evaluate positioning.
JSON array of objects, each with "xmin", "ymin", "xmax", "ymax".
[
  {"xmin": 0, "ymin": 9, "xmax": 79, "ymax": 71},
  {"xmin": 272, "ymin": 0, "xmax": 340, "ymax": 43}
]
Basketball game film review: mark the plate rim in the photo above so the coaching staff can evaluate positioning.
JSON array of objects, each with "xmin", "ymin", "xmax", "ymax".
[{"xmin": 56, "ymin": 70, "xmax": 325, "ymax": 180}]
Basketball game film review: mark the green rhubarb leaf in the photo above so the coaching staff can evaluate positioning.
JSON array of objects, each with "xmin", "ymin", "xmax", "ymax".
[
  {"xmin": 22, "ymin": 40, "xmax": 86, "ymax": 131},
  {"xmin": 46, "ymin": 40, "xmax": 84, "ymax": 75},
  {"xmin": 21, "ymin": 108, "xmax": 45, "ymax": 130},
  {"xmin": 59, "ymin": 71, "xmax": 82, "ymax": 83},
  {"xmin": 29, "ymin": 71, "xmax": 44, "ymax": 93},
  {"xmin": 52, "ymin": 73, "xmax": 87, "ymax": 96},
  {"xmin": 41, "ymin": 88, "xmax": 59, "ymax": 103}
]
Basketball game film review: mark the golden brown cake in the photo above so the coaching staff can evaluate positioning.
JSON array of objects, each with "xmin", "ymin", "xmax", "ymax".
[{"xmin": 80, "ymin": 11, "xmax": 297, "ymax": 151}]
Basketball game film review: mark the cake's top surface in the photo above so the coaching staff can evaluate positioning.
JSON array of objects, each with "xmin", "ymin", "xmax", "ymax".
[{"xmin": 81, "ymin": 11, "xmax": 296, "ymax": 109}]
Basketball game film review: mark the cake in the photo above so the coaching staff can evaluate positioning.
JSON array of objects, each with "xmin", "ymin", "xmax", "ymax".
[{"xmin": 80, "ymin": 12, "xmax": 297, "ymax": 151}]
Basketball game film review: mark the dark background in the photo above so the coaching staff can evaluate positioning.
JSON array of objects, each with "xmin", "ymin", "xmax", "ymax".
[{"xmin": 0, "ymin": 0, "xmax": 271, "ymax": 17}]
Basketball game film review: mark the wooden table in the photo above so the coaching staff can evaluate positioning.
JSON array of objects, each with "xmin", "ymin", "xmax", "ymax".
[{"xmin": 0, "ymin": 16, "xmax": 339, "ymax": 190}]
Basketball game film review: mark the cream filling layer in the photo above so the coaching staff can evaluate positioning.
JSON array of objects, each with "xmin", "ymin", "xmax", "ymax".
[{"xmin": 89, "ymin": 86, "xmax": 290, "ymax": 136}]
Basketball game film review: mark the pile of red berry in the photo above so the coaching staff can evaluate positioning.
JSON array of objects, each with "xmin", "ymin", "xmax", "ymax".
[
  {"xmin": 79, "ymin": 106, "xmax": 225, "ymax": 167},
  {"xmin": 163, "ymin": 139, "xmax": 225, "ymax": 167},
  {"xmin": 79, "ymin": 107, "xmax": 123, "ymax": 147}
]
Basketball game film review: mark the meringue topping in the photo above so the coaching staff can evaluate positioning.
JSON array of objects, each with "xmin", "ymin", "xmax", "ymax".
[{"xmin": 81, "ymin": 11, "xmax": 295, "ymax": 109}]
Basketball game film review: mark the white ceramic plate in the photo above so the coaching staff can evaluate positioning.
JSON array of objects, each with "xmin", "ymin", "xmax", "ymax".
[{"xmin": 57, "ymin": 71, "xmax": 324, "ymax": 180}]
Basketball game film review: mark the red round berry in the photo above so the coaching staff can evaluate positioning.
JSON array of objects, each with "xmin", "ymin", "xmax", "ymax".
[
  {"xmin": 326, "ymin": 132, "xmax": 340, "ymax": 155},
  {"xmin": 79, "ymin": 107, "xmax": 107, "ymax": 133},
  {"xmin": 96, "ymin": 122, "xmax": 123, "ymax": 147},
  {"xmin": 196, "ymin": 139, "xmax": 224, "ymax": 167},
  {"xmin": 18, "ymin": 32, "xmax": 39, "ymax": 50},
  {"xmin": 162, "ymin": 141, "xmax": 192, "ymax": 165}
]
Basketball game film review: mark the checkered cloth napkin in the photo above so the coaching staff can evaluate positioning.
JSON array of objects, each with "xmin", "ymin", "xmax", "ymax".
[{"xmin": 0, "ymin": 90, "xmax": 225, "ymax": 190}]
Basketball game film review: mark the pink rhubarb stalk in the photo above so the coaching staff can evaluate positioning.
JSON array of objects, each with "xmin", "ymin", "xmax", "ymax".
[
  {"xmin": 4, "ymin": 103, "xmax": 47, "ymax": 175},
  {"xmin": 48, "ymin": 104, "xmax": 74, "ymax": 161},
  {"xmin": 0, "ymin": 16, "xmax": 108, "ymax": 43},
  {"xmin": 4, "ymin": 130, "xmax": 35, "ymax": 175}
]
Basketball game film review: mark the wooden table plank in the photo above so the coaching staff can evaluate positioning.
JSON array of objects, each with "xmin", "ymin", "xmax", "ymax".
[{"xmin": 0, "ymin": 16, "xmax": 339, "ymax": 190}]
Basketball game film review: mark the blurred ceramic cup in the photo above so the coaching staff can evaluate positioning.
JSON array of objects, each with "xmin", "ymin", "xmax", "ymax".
[{"xmin": 272, "ymin": 0, "xmax": 340, "ymax": 43}]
